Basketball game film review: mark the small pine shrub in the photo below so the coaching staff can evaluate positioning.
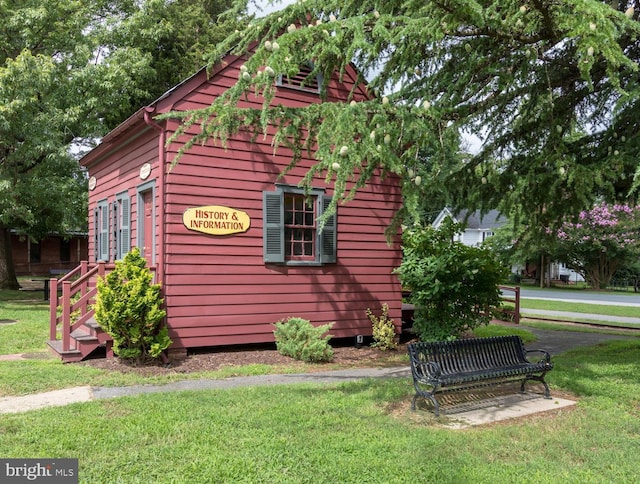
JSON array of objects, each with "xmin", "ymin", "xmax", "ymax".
[
  {"xmin": 94, "ymin": 248, "xmax": 171, "ymax": 361},
  {"xmin": 273, "ymin": 317, "xmax": 334, "ymax": 363},
  {"xmin": 366, "ymin": 303, "xmax": 397, "ymax": 350}
]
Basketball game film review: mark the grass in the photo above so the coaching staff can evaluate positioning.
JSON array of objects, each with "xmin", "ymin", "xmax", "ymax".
[
  {"xmin": 520, "ymin": 298, "xmax": 640, "ymax": 318},
  {"xmin": 2, "ymin": 289, "xmax": 640, "ymax": 481},
  {"xmin": 0, "ymin": 296, "xmax": 51, "ymax": 355},
  {"xmin": 472, "ymin": 324, "xmax": 537, "ymax": 343},
  {"xmin": 0, "ymin": 340, "xmax": 639, "ymax": 482},
  {"xmin": 0, "ymin": 290, "xmax": 637, "ymax": 396}
]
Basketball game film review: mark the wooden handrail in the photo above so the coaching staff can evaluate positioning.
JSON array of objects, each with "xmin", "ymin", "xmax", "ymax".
[{"xmin": 49, "ymin": 261, "xmax": 110, "ymax": 352}]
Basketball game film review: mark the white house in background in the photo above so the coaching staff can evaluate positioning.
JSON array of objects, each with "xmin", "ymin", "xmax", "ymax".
[
  {"xmin": 432, "ymin": 208, "xmax": 506, "ymax": 246},
  {"xmin": 433, "ymin": 208, "xmax": 585, "ymax": 283}
]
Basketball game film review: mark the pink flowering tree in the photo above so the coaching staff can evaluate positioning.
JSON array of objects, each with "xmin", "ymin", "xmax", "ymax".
[{"xmin": 553, "ymin": 203, "xmax": 640, "ymax": 289}]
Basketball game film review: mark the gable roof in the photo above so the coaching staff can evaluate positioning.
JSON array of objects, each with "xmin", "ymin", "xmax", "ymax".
[
  {"xmin": 80, "ymin": 52, "xmax": 368, "ymax": 168},
  {"xmin": 457, "ymin": 209, "xmax": 506, "ymax": 230},
  {"xmin": 433, "ymin": 208, "xmax": 506, "ymax": 230}
]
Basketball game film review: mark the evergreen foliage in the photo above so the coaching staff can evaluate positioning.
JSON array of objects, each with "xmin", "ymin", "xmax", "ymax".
[
  {"xmin": 165, "ymin": 1, "xmax": 640, "ymax": 236},
  {"xmin": 273, "ymin": 317, "xmax": 334, "ymax": 362},
  {"xmin": 366, "ymin": 303, "xmax": 398, "ymax": 351},
  {"xmin": 396, "ymin": 218, "xmax": 508, "ymax": 341},
  {"xmin": 94, "ymin": 248, "xmax": 170, "ymax": 360}
]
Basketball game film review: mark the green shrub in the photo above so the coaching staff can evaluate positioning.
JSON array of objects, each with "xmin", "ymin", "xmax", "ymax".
[
  {"xmin": 395, "ymin": 218, "xmax": 508, "ymax": 341},
  {"xmin": 273, "ymin": 317, "xmax": 334, "ymax": 363},
  {"xmin": 94, "ymin": 248, "xmax": 171, "ymax": 361},
  {"xmin": 366, "ymin": 303, "xmax": 397, "ymax": 350}
]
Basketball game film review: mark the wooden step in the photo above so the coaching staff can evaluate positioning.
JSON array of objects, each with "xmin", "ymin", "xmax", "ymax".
[
  {"xmin": 46, "ymin": 340, "xmax": 83, "ymax": 363},
  {"xmin": 84, "ymin": 318, "xmax": 112, "ymax": 344},
  {"xmin": 70, "ymin": 328, "xmax": 99, "ymax": 343},
  {"xmin": 48, "ymin": 322, "xmax": 108, "ymax": 362}
]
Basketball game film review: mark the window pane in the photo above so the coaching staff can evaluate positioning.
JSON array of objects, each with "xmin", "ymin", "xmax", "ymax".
[
  {"xmin": 305, "ymin": 212, "xmax": 314, "ymax": 225},
  {"xmin": 283, "ymin": 192, "xmax": 317, "ymax": 260},
  {"xmin": 30, "ymin": 241, "xmax": 41, "ymax": 263},
  {"xmin": 60, "ymin": 239, "xmax": 71, "ymax": 262}
]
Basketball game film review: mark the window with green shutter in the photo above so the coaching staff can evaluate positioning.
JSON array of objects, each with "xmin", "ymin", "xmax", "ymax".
[
  {"xmin": 95, "ymin": 200, "xmax": 110, "ymax": 262},
  {"xmin": 115, "ymin": 192, "xmax": 130, "ymax": 260},
  {"xmin": 263, "ymin": 186, "xmax": 336, "ymax": 265}
]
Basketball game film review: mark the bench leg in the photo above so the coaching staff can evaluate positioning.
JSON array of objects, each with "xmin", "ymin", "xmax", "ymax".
[
  {"xmin": 521, "ymin": 375, "xmax": 552, "ymax": 399},
  {"xmin": 412, "ymin": 392, "xmax": 441, "ymax": 417}
]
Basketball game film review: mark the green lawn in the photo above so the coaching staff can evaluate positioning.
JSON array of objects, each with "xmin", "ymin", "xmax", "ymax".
[
  {"xmin": 0, "ymin": 340, "xmax": 639, "ymax": 483},
  {"xmin": 520, "ymin": 298, "xmax": 640, "ymax": 318},
  {"xmin": 2, "ymin": 289, "xmax": 640, "ymax": 482}
]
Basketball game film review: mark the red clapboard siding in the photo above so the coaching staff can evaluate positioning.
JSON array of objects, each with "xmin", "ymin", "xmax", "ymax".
[{"xmin": 81, "ymin": 51, "xmax": 402, "ymax": 350}]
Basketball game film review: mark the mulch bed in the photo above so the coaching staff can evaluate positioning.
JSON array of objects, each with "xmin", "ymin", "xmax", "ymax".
[{"xmin": 80, "ymin": 341, "xmax": 412, "ymax": 377}]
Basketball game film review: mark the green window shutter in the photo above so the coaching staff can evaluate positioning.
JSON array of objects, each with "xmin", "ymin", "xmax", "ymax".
[
  {"xmin": 117, "ymin": 195, "xmax": 130, "ymax": 259},
  {"xmin": 98, "ymin": 201, "xmax": 109, "ymax": 261},
  {"xmin": 112, "ymin": 201, "xmax": 118, "ymax": 259},
  {"xmin": 319, "ymin": 195, "xmax": 337, "ymax": 264},
  {"xmin": 263, "ymin": 190, "xmax": 284, "ymax": 263},
  {"xmin": 94, "ymin": 207, "xmax": 99, "ymax": 263},
  {"xmin": 121, "ymin": 196, "xmax": 130, "ymax": 256}
]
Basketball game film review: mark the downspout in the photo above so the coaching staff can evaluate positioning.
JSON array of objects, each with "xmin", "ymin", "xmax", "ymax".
[{"xmin": 143, "ymin": 106, "xmax": 166, "ymax": 286}]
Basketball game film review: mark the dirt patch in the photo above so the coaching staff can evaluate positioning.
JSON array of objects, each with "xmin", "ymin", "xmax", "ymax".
[{"xmin": 80, "ymin": 341, "xmax": 412, "ymax": 377}]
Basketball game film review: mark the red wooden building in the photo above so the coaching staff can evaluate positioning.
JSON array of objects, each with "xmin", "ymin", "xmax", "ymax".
[
  {"xmin": 12, "ymin": 231, "xmax": 87, "ymax": 276},
  {"xmin": 48, "ymin": 53, "xmax": 402, "ymax": 361}
]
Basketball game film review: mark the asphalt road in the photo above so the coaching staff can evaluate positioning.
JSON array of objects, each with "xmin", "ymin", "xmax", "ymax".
[
  {"xmin": 513, "ymin": 287, "xmax": 640, "ymax": 325},
  {"xmin": 518, "ymin": 288, "xmax": 640, "ymax": 306}
]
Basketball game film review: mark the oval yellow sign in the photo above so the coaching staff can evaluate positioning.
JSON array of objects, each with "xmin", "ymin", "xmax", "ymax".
[{"xmin": 183, "ymin": 205, "xmax": 251, "ymax": 236}]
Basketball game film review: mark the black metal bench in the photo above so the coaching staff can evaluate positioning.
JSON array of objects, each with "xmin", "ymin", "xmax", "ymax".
[{"xmin": 407, "ymin": 335, "xmax": 553, "ymax": 416}]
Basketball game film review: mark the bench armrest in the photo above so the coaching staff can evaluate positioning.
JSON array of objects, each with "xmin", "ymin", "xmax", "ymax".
[
  {"xmin": 412, "ymin": 360, "xmax": 442, "ymax": 380},
  {"xmin": 525, "ymin": 348, "xmax": 552, "ymax": 364}
]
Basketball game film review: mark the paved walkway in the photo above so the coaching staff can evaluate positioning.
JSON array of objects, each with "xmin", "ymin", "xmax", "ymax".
[
  {"xmin": 517, "ymin": 325, "xmax": 636, "ymax": 354},
  {"xmin": 1, "ymin": 327, "xmax": 636, "ymax": 426}
]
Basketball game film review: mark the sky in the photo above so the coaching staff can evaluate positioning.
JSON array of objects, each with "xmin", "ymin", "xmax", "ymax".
[{"xmin": 248, "ymin": 0, "xmax": 291, "ymax": 17}]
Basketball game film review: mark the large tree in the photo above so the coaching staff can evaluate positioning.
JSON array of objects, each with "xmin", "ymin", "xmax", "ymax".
[
  {"xmin": 0, "ymin": 1, "xmax": 147, "ymax": 289},
  {"xmin": 166, "ymin": 0, "xmax": 640, "ymax": 233},
  {"xmin": 0, "ymin": 0, "xmax": 238, "ymax": 289},
  {"xmin": 104, "ymin": 0, "xmax": 243, "ymax": 127}
]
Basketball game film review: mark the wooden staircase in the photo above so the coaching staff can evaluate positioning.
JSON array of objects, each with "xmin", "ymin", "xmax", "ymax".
[{"xmin": 47, "ymin": 261, "xmax": 114, "ymax": 362}]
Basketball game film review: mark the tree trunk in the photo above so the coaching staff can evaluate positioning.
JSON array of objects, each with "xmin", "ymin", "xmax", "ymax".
[{"xmin": 0, "ymin": 225, "xmax": 20, "ymax": 290}]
